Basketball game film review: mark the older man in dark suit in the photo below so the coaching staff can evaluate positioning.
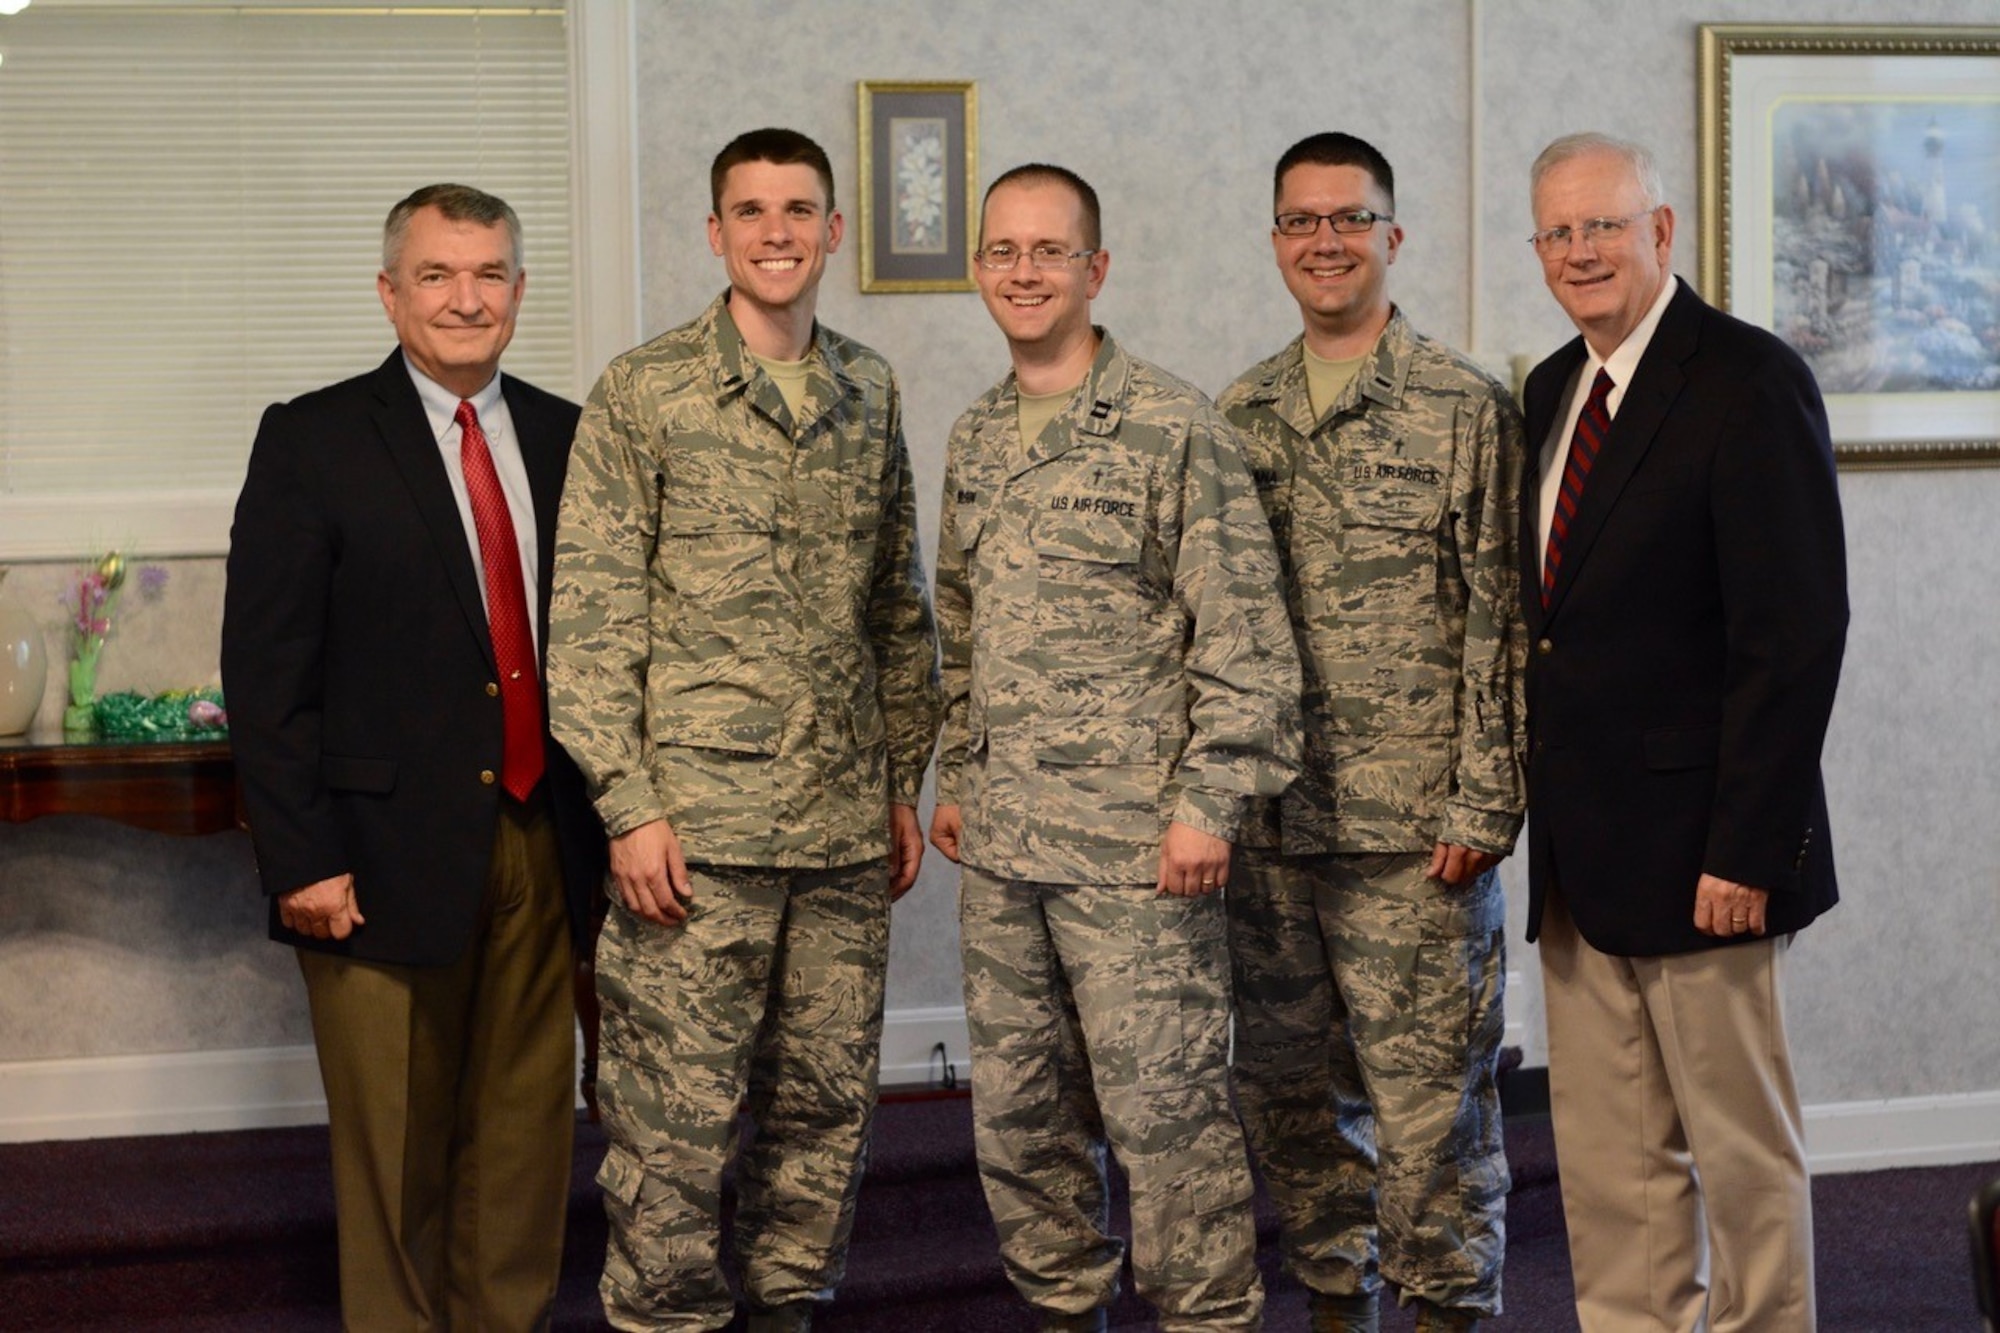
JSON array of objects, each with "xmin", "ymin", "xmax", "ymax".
[
  {"xmin": 1519, "ymin": 133, "xmax": 1847, "ymax": 1332},
  {"xmin": 222, "ymin": 183, "xmax": 604, "ymax": 1330}
]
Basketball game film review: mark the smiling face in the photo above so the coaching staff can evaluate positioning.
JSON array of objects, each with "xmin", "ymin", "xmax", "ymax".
[
  {"xmin": 975, "ymin": 178, "xmax": 1108, "ymax": 363},
  {"xmin": 1272, "ymin": 161, "xmax": 1400, "ymax": 353},
  {"xmin": 708, "ymin": 158, "xmax": 843, "ymax": 321},
  {"xmin": 376, "ymin": 205, "xmax": 524, "ymax": 398},
  {"xmin": 1533, "ymin": 147, "xmax": 1674, "ymax": 357}
]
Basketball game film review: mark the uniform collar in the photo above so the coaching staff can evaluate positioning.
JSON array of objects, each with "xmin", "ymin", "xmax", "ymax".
[{"xmin": 1248, "ymin": 305, "xmax": 1415, "ymax": 436}]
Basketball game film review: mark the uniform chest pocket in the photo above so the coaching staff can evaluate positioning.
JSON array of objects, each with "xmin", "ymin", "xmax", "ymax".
[
  {"xmin": 1031, "ymin": 495, "xmax": 1146, "ymax": 657},
  {"xmin": 1334, "ymin": 463, "xmax": 1448, "ymax": 624},
  {"xmin": 658, "ymin": 487, "xmax": 778, "ymax": 601}
]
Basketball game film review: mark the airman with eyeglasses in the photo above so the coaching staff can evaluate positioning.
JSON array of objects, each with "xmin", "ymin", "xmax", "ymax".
[
  {"xmin": 1217, "ymin": 131, "xmax": 1527, "ymax": 1333},
  {"xmin": 934, "ymin": 162, "xmax": 1302, "ymax": 1333}
]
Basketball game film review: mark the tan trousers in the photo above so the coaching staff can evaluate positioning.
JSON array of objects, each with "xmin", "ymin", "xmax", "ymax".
[
  {"xmin": 1538, "ymin": 887, "xmax": 1814, "ymax": 1333},
  {"xmin": 298, "ymin": 796, "xmax": 575, "ymax": 1332}
]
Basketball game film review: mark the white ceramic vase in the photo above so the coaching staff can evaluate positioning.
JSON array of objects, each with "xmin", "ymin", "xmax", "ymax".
[{"xmin": 0, "ymin": 569, "xmax": 50, "ymax": 736}]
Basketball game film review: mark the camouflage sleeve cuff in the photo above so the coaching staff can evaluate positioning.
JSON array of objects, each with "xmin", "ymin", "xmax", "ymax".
[
  {"xmin": 1439, "ymin": 802, "xmax": 1524, "ymax": 857},
  {"xmin": 1172, "ymin": 787, "xmax": 1247, "ymax": 843},
  {"xmin": 594, "ymin": 773, "xmax": 669, "ymax": 841},
  {"xmin": 887, "ymin": 764, "xmax": 927, "ymax": 809}
]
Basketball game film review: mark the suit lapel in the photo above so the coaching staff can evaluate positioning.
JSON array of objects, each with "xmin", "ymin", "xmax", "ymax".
[
  {"xmin": 372, "ymin": 352, "xmax": 498, "ymax": 674},
  {"xmin": 1520, "ymin": 339, "xmax": 1586, "ymax": 635},
  {"xmin": 1540, "ymin": 280, "xmax": 1700, "ymax": 620}
]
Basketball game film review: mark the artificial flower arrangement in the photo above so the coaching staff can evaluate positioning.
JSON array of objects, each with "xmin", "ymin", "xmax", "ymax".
[{"xmin": 62, "ymin": 552, "xmax": 222, "ymax": 736}]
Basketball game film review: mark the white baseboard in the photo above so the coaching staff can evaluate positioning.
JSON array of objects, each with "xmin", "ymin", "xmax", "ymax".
[
  {"xmin": 878, "ymin": 1004, "xmax": 972, "ymax": 1091},
  {"xmin": 5, "ymin": 1022, "xmax": 1995, "ymax": 1178},
  {"xmin": 0, "ymin": 1007, "xmax": 978, "ymax": 1145},
  {"xmin": 1805, "ymin": 1090, "xmax": 2000, "ymax": 1173},
  {"xmin": 0, "ymin": 1045, "xmax": 328, "ymax": 1143}
]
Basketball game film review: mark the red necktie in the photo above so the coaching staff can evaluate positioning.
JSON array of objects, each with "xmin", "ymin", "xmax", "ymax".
[
  {"xmin": 1541, "ymin": 368, "xmax": 1614, "ymax": 609},
  {"xmin": 456, "ymin": 399, "xmax": 544, "ymax": 800}
]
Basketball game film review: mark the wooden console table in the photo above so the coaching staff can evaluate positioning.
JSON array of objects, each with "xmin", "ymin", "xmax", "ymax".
[{"xmin": 0, "ymin": 734, "xmax": 238, "ymax": 835}]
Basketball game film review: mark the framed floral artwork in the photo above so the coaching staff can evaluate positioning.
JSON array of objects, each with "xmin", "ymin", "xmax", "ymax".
[
  {"xmin": 858, "ymin": 81, "xmax": 977, "ymax": 293},
  {"xmin": 1699, "ymin": 24, "xmax": 2000, "ymax": 469}
]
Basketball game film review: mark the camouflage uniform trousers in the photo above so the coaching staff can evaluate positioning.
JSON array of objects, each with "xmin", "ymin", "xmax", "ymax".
[
  {"xmin": 1226, "ymin": 850, "xmax": 1508, "ymax": 1318},
  {"xmin": 960, "ymin": 864, "xmax": 1264, "ymax": 1332},
  {"xmin": 593, "ymin": 860, "xmax": 891, "ymax": 1331}
]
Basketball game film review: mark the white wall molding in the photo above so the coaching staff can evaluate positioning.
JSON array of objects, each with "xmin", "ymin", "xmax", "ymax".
[
  {"xmin": 567, "ymin": 0, "xmax": 642, "ymax": 389},
  {"xmin": 1804, "ymin": 1091, "xmax": 2000, "ymax": 1173},
  {"xmin": 879, "ymin": 1004, "xmax": 973, "ymax": 1091},
  {"xmin": 6, "ymin": 1025, "xmax": 1998, "ymax": 1177},
  {"xmin": 0, "ymin": 1045, "xmax": 328, "ymax": 1144}
]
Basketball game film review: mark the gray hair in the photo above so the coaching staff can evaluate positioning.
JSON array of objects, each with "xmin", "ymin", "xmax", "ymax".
[
  {"xmin": 382, "ymin": 183, "xmax": 522, "ymax": 273},
  {"xmin": 1531, "ymin": 133, "xmax": 1665, "ymax": 211}
]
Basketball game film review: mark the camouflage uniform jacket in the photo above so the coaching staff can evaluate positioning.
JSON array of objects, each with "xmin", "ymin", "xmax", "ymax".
[
  {"xmin": 548, "ymin": 292, "xmax": 943, "ymax": 867},
  {"xmin": 935, "ymin": 330, "xmax": 1303, "ymax": 886},
  {"xmin": 1217, "ymin": 309, "xmax": 1526, "ymax": 856}
]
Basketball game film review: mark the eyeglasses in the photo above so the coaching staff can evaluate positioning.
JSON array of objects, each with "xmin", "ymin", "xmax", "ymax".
[
  {"xmin": 1273, "ymin": 209, "xmax": 1392, "ymax": 238},
  {"xmin": 975, "ymin": 243, "xmax": 1098, "ymax": 271},
  {"xmin": 1529, "ymin": 209, "xmax": 1658, "ymax": 257}
]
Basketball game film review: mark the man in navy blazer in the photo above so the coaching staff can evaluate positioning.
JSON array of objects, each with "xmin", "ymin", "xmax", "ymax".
[
  {"xmin": 222, "ymin": 184, "xmax": 604, "ymax": 1330},
  {"xmin": 1519, "ymin": 134, "xmax": 1847, "ymax": 1332}
]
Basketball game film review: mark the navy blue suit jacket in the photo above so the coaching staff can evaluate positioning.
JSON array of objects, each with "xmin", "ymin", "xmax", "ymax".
[
  {"xmin": 1518, "ymin": 279, "xmax": 1848, "ymax": 957},
  {"xmin": 223, "ymin": 350, "xmax": 605, "ymax": 966}
]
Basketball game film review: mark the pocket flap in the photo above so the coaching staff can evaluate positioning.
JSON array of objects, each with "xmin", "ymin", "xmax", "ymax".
[
  {"xmin": 320, "ymin": 753, "xmax": 397, "ymax": 793},
  {"xmin": 1033, "ymin": 508, "xmax": 1142, "ymax": 564},
  {"xmin": 596, "ymin": 1144, "xmax": 645, "ymax": 1207},
  {"xmin": 661, "ymin": 487, "xmax": 777, "ymax": 535},
  {"xmin": 1033, "ymin": 715, "xmax": 1157, "ymax": 766},
  {"xmin": 1643, "ymin": 723, "xmax": 1720, "ymax": 772},
  {"xmin": 648, "ymin": 680, "xmax": 782, "ymax": 755}
]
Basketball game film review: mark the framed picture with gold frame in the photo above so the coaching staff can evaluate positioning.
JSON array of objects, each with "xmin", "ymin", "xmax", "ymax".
[
  {"xmin": 857, "ymin": 80, "xmax": 977, "ymax": 293},
  {"xmin": 1698, "ymin": 24, "xmax": 2000, "ymax": 469}
]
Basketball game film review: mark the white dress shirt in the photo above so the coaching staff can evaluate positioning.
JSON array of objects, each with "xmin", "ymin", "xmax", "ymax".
[
  {"xmin": 405, "ymin": 356, "xmax": 541, "ymax": 655},
  {"xmin": 1535, "ymin": 274, "xmax": 1681, "ymax": 571}
]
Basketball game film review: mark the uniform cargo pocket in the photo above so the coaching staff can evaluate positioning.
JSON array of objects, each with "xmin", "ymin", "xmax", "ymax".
[
  {"xmin": 1030, "ymin": 715, "xmax": 1161, "ymax": 846},
  {"xmin": 596, "ymin": 1143, "xmax": 645, "ymax": 1208}
]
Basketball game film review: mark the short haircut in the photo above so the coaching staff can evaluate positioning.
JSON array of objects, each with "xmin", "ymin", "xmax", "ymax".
[
  {"xmin": 383, "ymin": 184, "xmax": 521, "ymax": 273},
  {"xmin": 1531, "ymin": 132, "xmax": 1665, "ymax": 211},
  {"xmin": 710, "ymin": 127, "xmax": 836, "ymax": 215},
  {"xmin": 983, "ymin": 163, "xmax": 1102, "ymax": 250},
  {"xmin": 1273, "ymin": 133, "xmax": 1395, "ymax": 211}
]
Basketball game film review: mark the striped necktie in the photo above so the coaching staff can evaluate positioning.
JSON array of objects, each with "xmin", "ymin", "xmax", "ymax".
[{"xmin": 1541, "ymin": 368, "xmax": 1614, "ymax": 609}]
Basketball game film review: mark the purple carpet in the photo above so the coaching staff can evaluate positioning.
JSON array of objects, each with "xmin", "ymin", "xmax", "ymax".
[{"xmin": 0, "ymin": 1092, "xmax": 1989, "ymax": 1330}]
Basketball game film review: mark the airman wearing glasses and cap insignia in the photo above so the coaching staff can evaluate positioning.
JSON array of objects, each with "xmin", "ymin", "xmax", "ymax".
[
  {"xmin": 1215, "ymin": 132, "xmax": 1528, "ymax": 1333},
  {"xmin": 930, "ymin": 162, "xmax": 1303, "ymax": 1333}
]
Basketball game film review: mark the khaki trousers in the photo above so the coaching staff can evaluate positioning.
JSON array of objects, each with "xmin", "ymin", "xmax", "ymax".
[
  {"xmin": 1539, "ymin": 886, "xmax": 1814, "ymax": 1333},
  {"xmin": 298, "ymin": 795, "xmax": 575, "ymax": 1332}
]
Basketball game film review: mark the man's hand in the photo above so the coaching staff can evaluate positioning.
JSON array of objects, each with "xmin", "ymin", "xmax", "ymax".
[
  {"xmin": 1158, "ymin": 820, "xmax": 1231, "ymax": 897},
  {"xmin": 929, "ymin": 803, "xmax": 964, "ymax": 864},
  {"xmin": 1694, "ymin": 872, "xmax": 1768, "ymax": 937},
  {"xmin": 888, "ymin": 803, "xmax": 924, "ymax": 901},
  {"xmin": 610, "ymin": 818, "xmax": 692, "ymax": 927},
  {"xmin": 1427, "ymin": 841, "xmax": 1502, "ymax": 887},
  {"xmin": 279, "ymin": 873, "xmax": 365, "ymax": 941}
]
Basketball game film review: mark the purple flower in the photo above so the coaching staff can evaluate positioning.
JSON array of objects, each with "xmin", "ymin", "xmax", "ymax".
[{"xmin": 138, "ymin": 565, "xmax": 169, "ymax": 599}]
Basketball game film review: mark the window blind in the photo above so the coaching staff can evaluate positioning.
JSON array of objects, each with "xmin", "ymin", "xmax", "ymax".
[{"xmin": 0, "ymin": 5, "xmax": 574, "ymax": 557}]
